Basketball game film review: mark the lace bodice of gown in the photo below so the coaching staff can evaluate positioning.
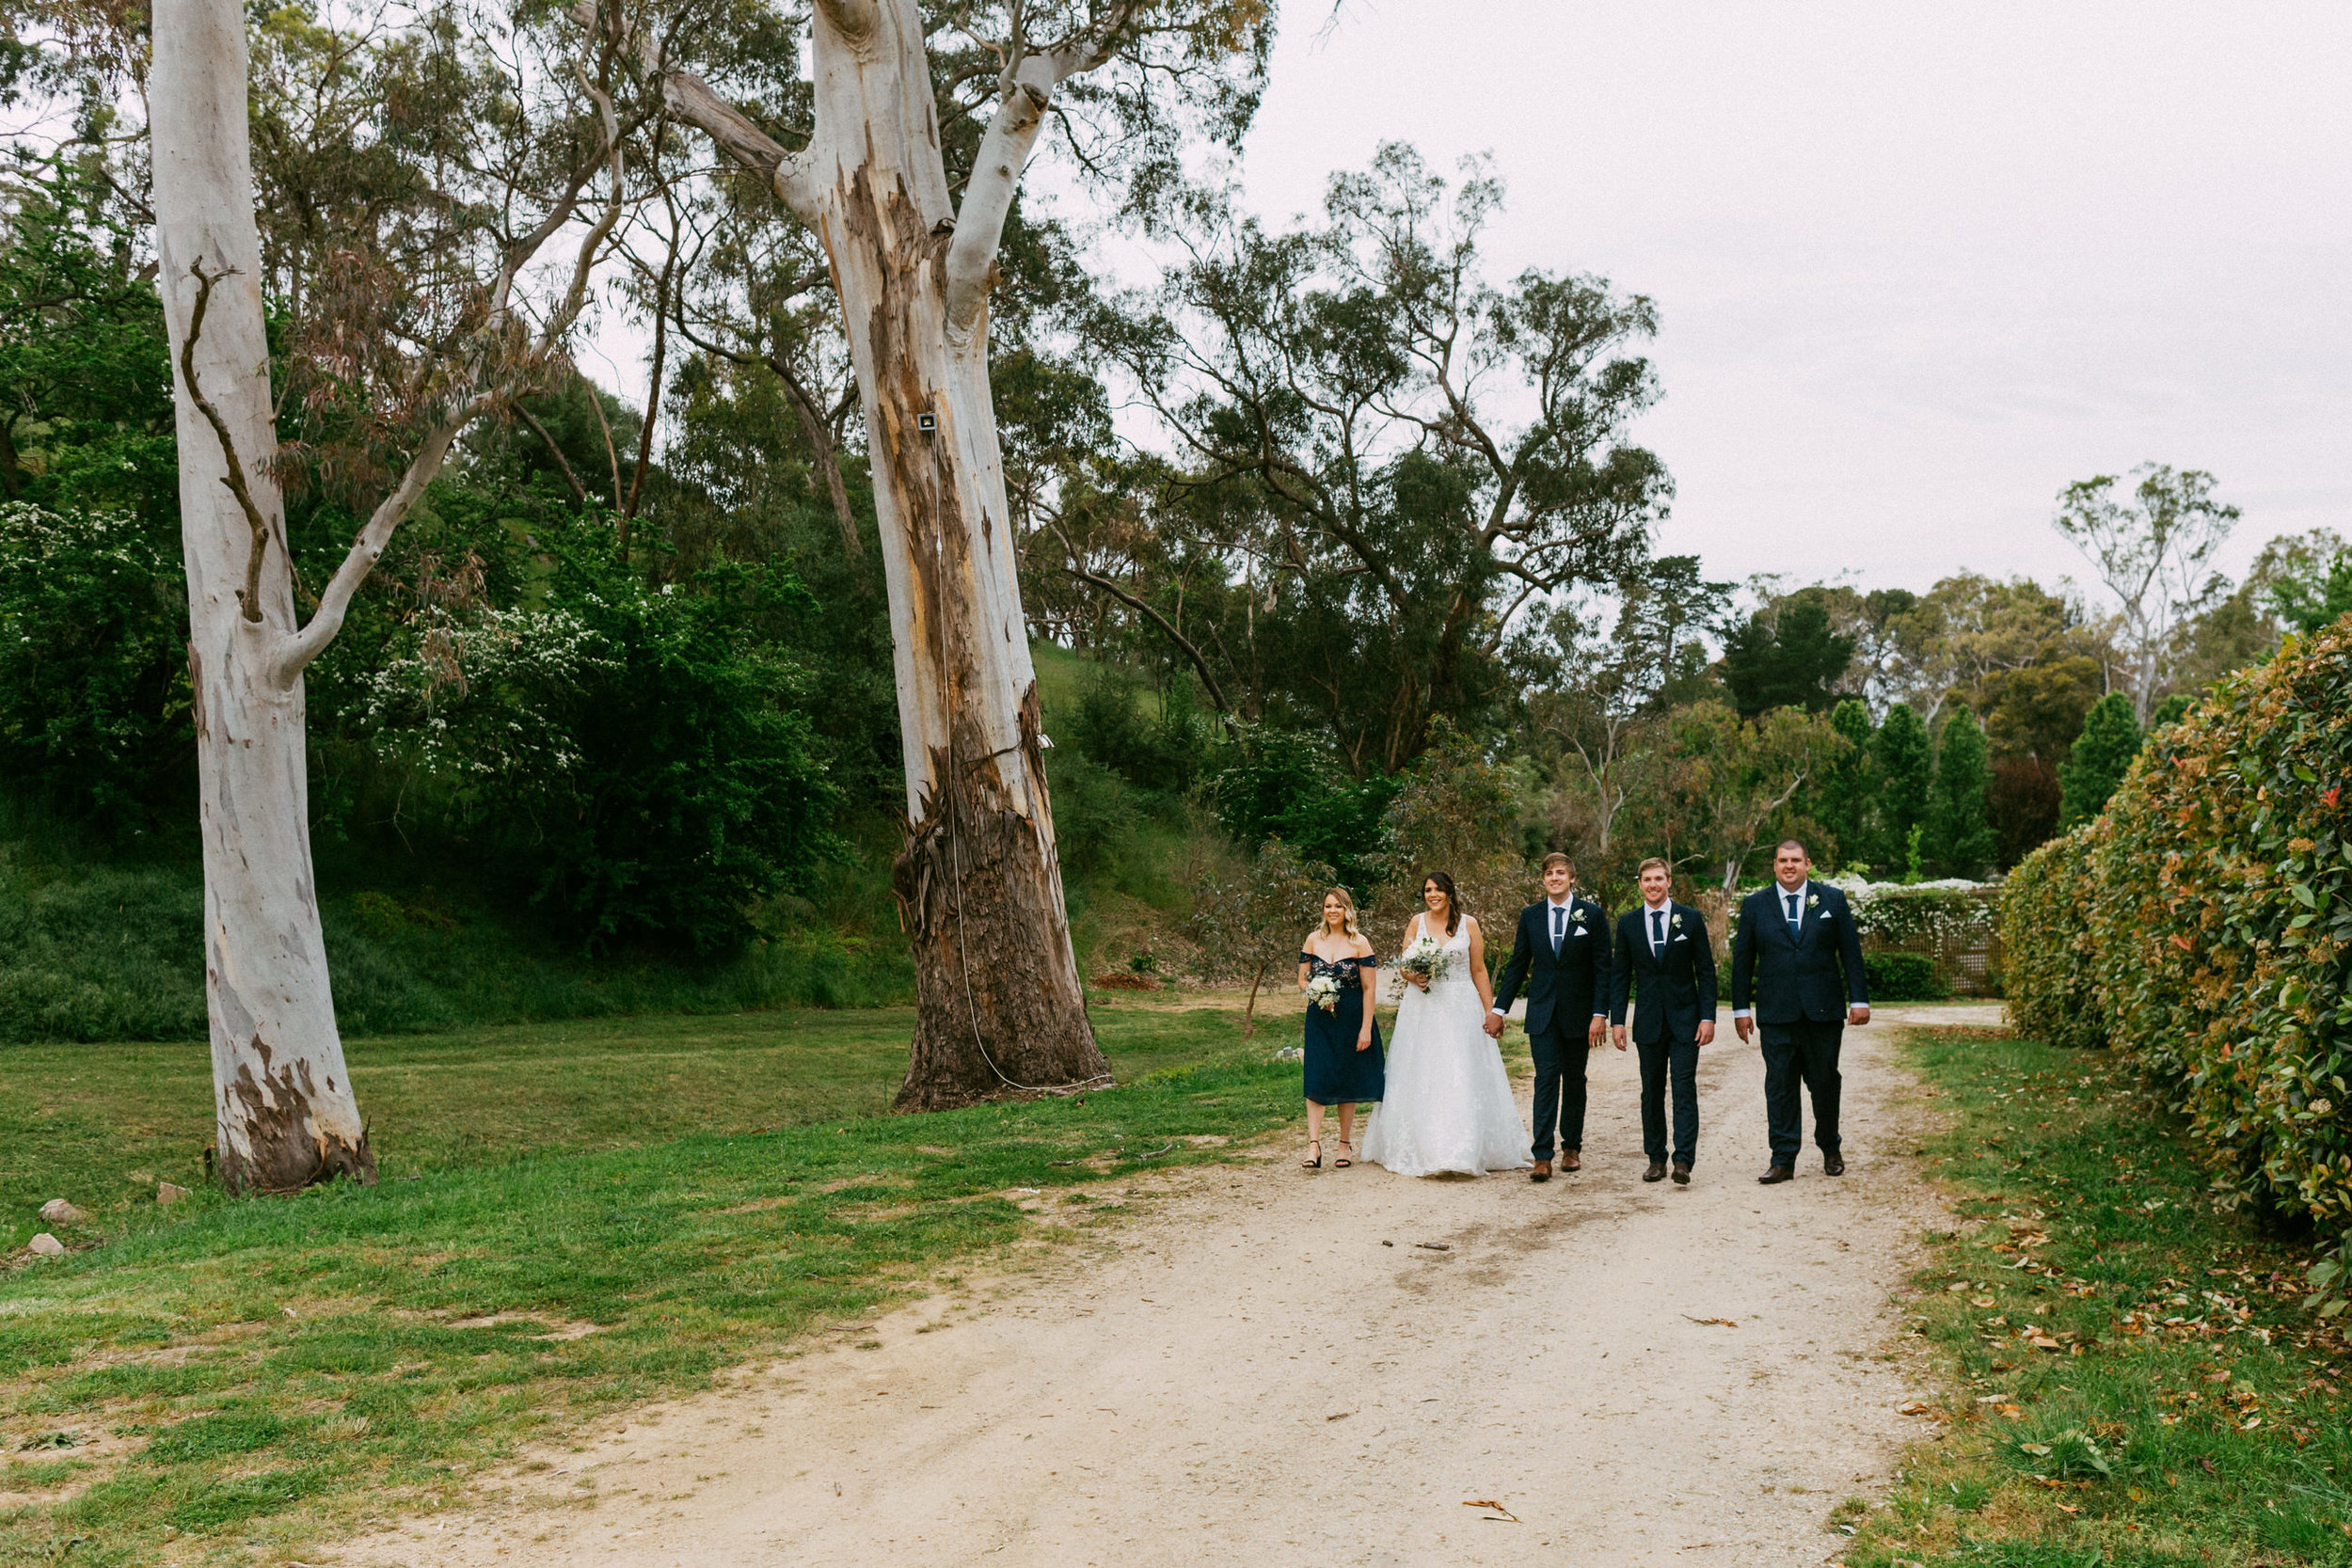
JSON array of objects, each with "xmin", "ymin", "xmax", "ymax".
[{"xmin": 1406, "ymin": 915, "xmax": 1475, "ymax": 988}]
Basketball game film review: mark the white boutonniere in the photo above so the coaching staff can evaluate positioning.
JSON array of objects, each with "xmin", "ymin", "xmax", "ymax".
[
  {"xmin": 1670, "ymin": 913, "xmax": 1683, "ymax": 929},
  {"xmin": 1806, "ymin": 894, "xmax": 1820, "ymax": 910}
]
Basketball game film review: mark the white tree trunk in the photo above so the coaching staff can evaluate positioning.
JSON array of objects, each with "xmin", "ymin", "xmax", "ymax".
[
  {"xmin": 152, "ymin": 0, "xmax": 373, "ymax": 1192},
  {"xmin": 800, "ymin": 0, "xmax": 1104, "ymax": 1107}
]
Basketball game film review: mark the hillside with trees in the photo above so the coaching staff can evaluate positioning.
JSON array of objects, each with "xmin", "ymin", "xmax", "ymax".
[{"xmin": 2, "ymin": 5, "xmax": 2346, "ymax": 1064}]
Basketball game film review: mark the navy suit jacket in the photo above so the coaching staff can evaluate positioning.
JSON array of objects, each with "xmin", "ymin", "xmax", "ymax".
[
  {"xmin": 1491, "ymin": 895, "xmax": 1611, "ymax": 1037},
  {"xmin": 1730, "ymin": 880, "xmax": 1869, "ymax": 1024},
  {"xmin": 1610, "ymin": 901, "xmax": 1718, "ymax": 1045}
]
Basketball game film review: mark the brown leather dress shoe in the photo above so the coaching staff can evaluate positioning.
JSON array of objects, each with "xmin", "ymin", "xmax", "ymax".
[
  {"xmin": 1560, "ymin": 1149, "xmax": 1581, "ymax": 1172},
  {"xmin": 1757, "ymin": 1164, "xmax": 1795, "ymax": 1184},
  {"xmin": 1671, "ymin": 1161, "xmax": 1692, "ymax": 1185},
  {"xmin": 1531, "ymin": 1160, "xmax": 1552, "ymax": 1182},
  {"xmin": 1823, "ymin": 1151, "xmax": 1846, "ymax": 1176},
  {"xmin": 1643, "ymin": 1162, "xmax": 1667, "ymax": 1182}
]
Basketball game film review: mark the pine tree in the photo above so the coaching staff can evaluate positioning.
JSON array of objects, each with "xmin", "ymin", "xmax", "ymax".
[
  {"xmin": 1821, "ymin": 698, "xmax": 1878, "ymax": 869},
  {"xmin": 1927, "ymin": 708, "xmax": 1995, "ymax": 879},
  {"xmin": 2059, "ymin": 692, "xmax": 2144, "ymax": 827},
  {"xmin": 1873, "ymin": 703, "xmax": 1933, "ymax": 873}
]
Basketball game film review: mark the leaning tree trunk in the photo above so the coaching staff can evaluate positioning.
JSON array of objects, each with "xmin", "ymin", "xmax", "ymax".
[
  {"xmin": 807, "ymin": 2, "xmax": 1104, "ymax": 1109},
  {"xmin": 152, "ymin": 0, "xmax": 374, "ymax": 1192}
]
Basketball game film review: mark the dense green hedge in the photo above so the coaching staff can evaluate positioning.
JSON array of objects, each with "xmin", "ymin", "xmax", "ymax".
[
  {"xmin": 2000, "ymin": 617, "xmax": 2352, "ymax": 1304},
  {"xmin": 1862, "ymin": 950, "xmax": 1950, "ymax": 1002},
  {"xmin": 1997, "ymin": 824, "xmax": 2105, "ymax": 1051}
]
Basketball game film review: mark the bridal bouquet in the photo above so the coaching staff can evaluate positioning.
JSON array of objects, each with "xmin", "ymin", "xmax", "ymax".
[
  {"xmin": 1304, "ymin": 974, "xmax": 1343, "ymax": 1012},
  {"xmin": 1394, "ymin": 935, "xmax": 1456, "ymax": 989}
]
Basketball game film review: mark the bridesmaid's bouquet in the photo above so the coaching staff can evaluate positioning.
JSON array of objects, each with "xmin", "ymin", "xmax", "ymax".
[
  {"xmin": 1305, "ymin": 974, "xmax": 1343, "ymax": 1012},
  {"xmin": 1395, "ymin": 935, "xmax": 1456, "ymax": 989}
]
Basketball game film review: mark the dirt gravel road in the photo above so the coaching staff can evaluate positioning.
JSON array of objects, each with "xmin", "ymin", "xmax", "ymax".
[{"xmin": 339, "ymin": 1006, "xmax": 1988, "ymax": 1568}]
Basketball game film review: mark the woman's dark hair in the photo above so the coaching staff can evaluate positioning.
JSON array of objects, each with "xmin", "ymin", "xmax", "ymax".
[{"xmin": 1422, "ymin": 871, "xmax": 1463, "ymax": 935}]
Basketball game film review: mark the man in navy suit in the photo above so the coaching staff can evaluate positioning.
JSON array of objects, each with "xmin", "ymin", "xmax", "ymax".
[
  {"xmin": 1610, "ymin": 857, "xmax": 1718, "ymax": 1185},
  {"xmin": 1487, "ymin": 851, "xmax": 1610, "ymax": 1182},
  {"xmin": 1731, "ymin": 839, "xmax": 1870, "ymax": 1184}
]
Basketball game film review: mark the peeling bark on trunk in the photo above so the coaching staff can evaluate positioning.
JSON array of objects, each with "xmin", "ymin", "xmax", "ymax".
[
  {"xmin": 803, "ymin": 4, "xmax": 1104, "ymax": 1109},
  {"xmin": 152, "ymin": 0, "xmax": 373, "ymax": 1193},
  {"xmin": 639, "ymin": 0, "xmax": 1108, "ymax": 1106}
]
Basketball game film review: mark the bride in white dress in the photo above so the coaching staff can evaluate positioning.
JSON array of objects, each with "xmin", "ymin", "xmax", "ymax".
[{"xmin": 1360, "ymin": 873, "xmax": 1532, "ymax": 1178}]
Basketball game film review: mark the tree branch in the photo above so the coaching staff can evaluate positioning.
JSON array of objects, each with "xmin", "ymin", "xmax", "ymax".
[
  {"xmin": 668, "ymin": 306, "xmax": 862, "ymax": 557},
  {"xmin": 277, "ymin": 393, "xmax": 496, "ymax": 681},
  {"xmin": 626, "ymin": 145, "xmax": 682, "ymax": 522},
  {"xmin": 514, "ymin": 401, "xmax": 588, "ymax": 504},
  {"xmin": 178, "ymin": 261, "xmax": 275, "ymax": 626},
  {"xmin": 1047, "ymin": 520, "xmax": 1230, "ymax": 717},
  {"xmin": 944, "ymin": 70, "xmax": 1050, "ymax": 335},
  {"xmin": 657, "ymin": 63, "xmax": 818, "ymax": 223},
  {"xmin": 944, "ymin": 2, "xmax": 1141, "ymax": 335},
  {"xmin": 278, "ymin": 51, "xmax": 628, "ymax": 683}
]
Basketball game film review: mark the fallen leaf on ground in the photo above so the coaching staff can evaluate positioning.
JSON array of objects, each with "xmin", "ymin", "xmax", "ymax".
[
  {"xmin": 1684, "ymin": 1316, "xmax": 1738, "ymax": 1327},
  {"xmin": 1463, "ymin": 1498, "xmax": 1518, "ymax": 1522}
]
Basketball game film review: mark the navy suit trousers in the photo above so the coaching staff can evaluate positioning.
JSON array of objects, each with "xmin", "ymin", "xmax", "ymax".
[
  {"xmin": 1637, "ymin": 1037, "xmax": 1700, "ymax": 1166},
  {"xmin": 1527, "ymin": 1019, "xmax": 1591, "ymax": 1160},
  {"xmin": 1761, "ymin": 1020, "xmax": 1843, "ymax": 1162}
]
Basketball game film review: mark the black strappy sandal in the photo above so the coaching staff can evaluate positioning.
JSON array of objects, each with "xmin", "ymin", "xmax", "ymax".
[
  {"xmin": 1300, "ymin": 1139, "xmax": 1323, "ymax": 1169},
  {"xmin": 1333, "ymin": 1141, "xmax": 1355, "ymax": 1168}
]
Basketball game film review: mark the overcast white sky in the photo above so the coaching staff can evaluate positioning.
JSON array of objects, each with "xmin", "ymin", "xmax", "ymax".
[
  {"xmin": 575, "ymin": 1, "xmax": 2352, "ymax": 602},
  {"xmin": 1221, "ymin": 0, "xmax": 2352, "ymax": 597}
]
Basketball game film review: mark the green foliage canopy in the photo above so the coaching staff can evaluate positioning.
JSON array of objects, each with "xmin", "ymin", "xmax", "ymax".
[
  {"xmin": 1926, "ymin": 706, "xmax": 1994, "ymax": 879},
  {"xmin": 1718, "ymin": 591, "xmax": 1855, "ymax": 719},
  {"xmin": 2058, "ymin": 691, "xmax": 2143, "ymax": 829}
]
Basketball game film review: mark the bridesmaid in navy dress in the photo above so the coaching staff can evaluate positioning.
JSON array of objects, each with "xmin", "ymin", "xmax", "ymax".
[{"xmin": 1296, "ymin": 887, "xmax": 1385, "ymax": 1168}]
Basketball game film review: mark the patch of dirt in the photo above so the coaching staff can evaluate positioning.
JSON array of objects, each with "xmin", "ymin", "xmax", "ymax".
[{"xmin": 332, "ymin": 1005, "xmax": 1990, "ymax": 1568}]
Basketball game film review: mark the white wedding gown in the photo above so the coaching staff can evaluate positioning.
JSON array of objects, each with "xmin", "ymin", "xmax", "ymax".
[{"xmin": 1359, "ymin": 917, "xmax": 1531, "ymax": 1177}]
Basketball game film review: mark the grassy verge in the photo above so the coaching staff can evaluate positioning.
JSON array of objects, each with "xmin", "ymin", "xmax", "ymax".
[
  {"xmin": 0, "ymin": 996, "xmax": 1305, "ymax": 1565},
  {"xmin": 1844, "ymin": 1026, "xmax": 2352, "ymax": 1568}
]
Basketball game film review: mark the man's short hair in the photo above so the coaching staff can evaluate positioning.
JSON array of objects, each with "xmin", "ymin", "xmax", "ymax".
[
  {"xmin": 1637, "ymin": 856, "xmax": 1670, "ymax": 878},
  {"xmin": 1775, "ymin": 838, "xmax": 1810, "ymax": 858},
  {"xmin": 1538, "ymin": 851, "xmax": 1574, "ymax": 874}
]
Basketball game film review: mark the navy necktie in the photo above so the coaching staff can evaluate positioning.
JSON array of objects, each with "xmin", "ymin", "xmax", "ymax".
[
  {"xmin": 1650, "ymin": 908, "xmax": 1664, "ymax": 955},
  {"xmin": 1786, "ymin": 891, "xmax": 1802, "ymax": 934},
  {"xmin": 1551, "ymin": 903, "xmax": 1565, "ymax": 954}
]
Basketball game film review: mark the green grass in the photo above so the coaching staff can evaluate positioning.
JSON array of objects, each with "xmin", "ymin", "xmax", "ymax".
[
  {"xmin": 1843, "ymin": 1026, "xmax": 2352, "ymax": 1567},
  {"xmin": 0, "ymin": 996, "xmax": 1303, "ymax": 1565}
]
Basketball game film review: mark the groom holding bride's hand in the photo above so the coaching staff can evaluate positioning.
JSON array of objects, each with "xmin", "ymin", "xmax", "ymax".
[{"xmin": 1486, "ymin": 852, "xmax": 1610, "ymax": 1184}]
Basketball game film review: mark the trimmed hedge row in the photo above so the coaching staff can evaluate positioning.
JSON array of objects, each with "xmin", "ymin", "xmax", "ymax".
[
  {"xmin": 1997, "ymin": 824, "xmax": 2104, "ymax": 1052},
  {"xmin": 1862, "ymin": 950, "xmax": 1950, "ymax": 1003},
  {"xmin": 2001, "ymin": 617, "xmax": 2352, "ymax": 1301}
]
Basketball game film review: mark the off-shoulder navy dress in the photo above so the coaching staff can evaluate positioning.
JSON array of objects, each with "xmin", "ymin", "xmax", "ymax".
[{"xmin": 1300, "ymin": 951, "xmax": 1385, "ymax": 1105}]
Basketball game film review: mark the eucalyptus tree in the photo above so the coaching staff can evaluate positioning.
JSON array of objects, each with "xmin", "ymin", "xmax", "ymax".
[
  {"xmin": 151, "ymin": 0, "xmax": 639, "ymax": 1190},
  {"xmin": 1525, "ymin": 554, "xmax": 1727, "ymax": 889},
  {"xmin": 1089, "ymin": 144, "xmax": 1669, "ymax": 775},
  {"xmin": 623, "ymin": 0, "xmax": 1270, "ymax": 1109},
  {"xmin": 2054, "ymin": 464, "xmax": 2240, "ymax": 722}
]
